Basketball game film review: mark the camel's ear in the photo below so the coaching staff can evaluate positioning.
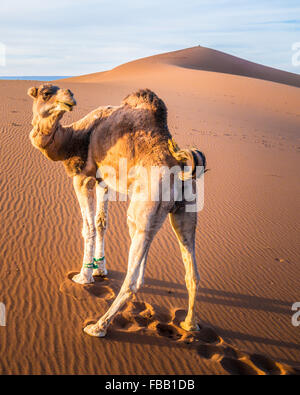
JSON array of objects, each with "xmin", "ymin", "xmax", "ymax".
[{"xmin": 27, "ymin": 87, "xmax": 38, "ymax": 99}]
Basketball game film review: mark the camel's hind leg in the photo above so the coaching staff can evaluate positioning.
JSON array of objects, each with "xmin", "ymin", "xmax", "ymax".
[
  {"xmin": 84, "ymin": 200, "xmax": 168, "ymax": 337},
  {"xmin": 169, "ymin": 205, "xmax": 200, "ymax": 331}
]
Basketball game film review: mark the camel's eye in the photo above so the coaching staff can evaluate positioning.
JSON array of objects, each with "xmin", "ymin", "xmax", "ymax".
[{"xmin": 43, "ymin": 92, "xmax": 51, "ymax": 100}]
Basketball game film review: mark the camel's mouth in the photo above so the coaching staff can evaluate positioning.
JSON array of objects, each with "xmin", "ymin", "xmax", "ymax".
[{"xmin": 57, "ymin": 101, "xmax": 76, "ymax": 112}]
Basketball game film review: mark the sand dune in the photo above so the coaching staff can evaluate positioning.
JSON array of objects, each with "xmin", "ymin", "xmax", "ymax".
[
  {"xmin": 0, "ymin": 47, "xmax": 299, "ymax": 375},
  {"xmin": 64, "ymin": 46, "xmax": 300, "ymax": 88}
]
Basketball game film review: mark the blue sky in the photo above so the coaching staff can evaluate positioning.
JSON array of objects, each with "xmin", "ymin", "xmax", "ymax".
[{"xmin": 0, "ymin": 0, "xmax": 299, "ymax": 76}]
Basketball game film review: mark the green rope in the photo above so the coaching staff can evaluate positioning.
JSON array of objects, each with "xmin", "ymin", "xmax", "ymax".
[
  {"xmin": 83, "ymin": 257, "xmax": 105, "ymax": 269},
  {"xmin": 83, "ymin": 262, "xmax": 97, "ymax": 269},
  {"xmin": 93, "ymin": 257, "xmax": 105, "ymax": 262}
]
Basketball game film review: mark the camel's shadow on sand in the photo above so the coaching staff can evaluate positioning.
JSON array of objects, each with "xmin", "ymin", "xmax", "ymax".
[
  {"xmin": 79, "ymin": 269, "xmax": 300, "ymax": 375},
  {"xmin": 105, "ymin": 269, "xmax": 295, "ymax": 315}
]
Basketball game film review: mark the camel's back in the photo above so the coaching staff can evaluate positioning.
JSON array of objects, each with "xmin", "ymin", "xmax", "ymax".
[
  {"xmin": 91, "ymin": 89, "xmax": 175, "ymax": 168},
  {"xmin": 122, "ymin": 89, "xmax": 168, "ymax": 128}
]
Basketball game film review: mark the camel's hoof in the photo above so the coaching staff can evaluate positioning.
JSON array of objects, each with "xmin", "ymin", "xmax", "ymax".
[
  {"xmin": 72, "ymin": 273, "xmax": 94, "ymax": 285},
  {"xmin": 84, "ymin": 324, "xmax": 107, "ymax": 337},
  {"xmin": 93, "ymin": 267, "xmax": 108, "ymax": 277},
  {"xmin": 180, "ymin": 321, "xmax": 200, "ymax": 332}
]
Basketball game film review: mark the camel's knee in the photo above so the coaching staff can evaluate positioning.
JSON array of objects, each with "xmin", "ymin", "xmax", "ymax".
[{"xmin": 96, "ymin": 211, "xmax": 107, "ymax": 231}]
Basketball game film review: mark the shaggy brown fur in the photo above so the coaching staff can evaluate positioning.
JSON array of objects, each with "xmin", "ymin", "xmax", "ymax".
[
  {"xmin": 122, "ymin": 89, "xmax": 168, "ymax": 128},
  {"xmin": 62, "ymin": 106, "xmax": 117, "ymax": 176}
]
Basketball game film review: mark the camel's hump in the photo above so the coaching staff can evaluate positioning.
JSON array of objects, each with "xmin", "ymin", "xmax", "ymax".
[{"xmin": 122, "ymin": 89, "xmax": 167, "ymax": 125}]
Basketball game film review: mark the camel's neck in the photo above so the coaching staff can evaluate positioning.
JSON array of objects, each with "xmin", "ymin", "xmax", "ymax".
[
  {"xmin": 30, "ymin": 106, "xmax": 117, "ymax": 176},
  {"xmin": 30, "ymin": 113, "xmax": 73, "ymax": 161}
]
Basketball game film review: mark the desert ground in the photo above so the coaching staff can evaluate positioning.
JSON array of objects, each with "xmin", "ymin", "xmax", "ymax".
[{"xmin": 0, "ymin": 46, "xmax": 299, "ymax": 375}]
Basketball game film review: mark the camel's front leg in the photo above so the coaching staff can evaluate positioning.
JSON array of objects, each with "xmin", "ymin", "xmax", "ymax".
[
  {"xmin": 72, "ymin": 175, "xmax": 96, "ymax": 285},
  {"xmin": 92, "ymin": 182, "xmax": 109, "ymax": 277}
]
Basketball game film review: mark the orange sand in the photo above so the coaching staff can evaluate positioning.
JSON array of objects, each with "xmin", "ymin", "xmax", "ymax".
[{"xmin": 0, "ymin": 46, "xmax": 299, "ymax": 374}]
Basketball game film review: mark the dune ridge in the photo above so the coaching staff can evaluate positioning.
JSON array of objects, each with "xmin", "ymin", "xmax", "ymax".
[{"xmin": 63, "ymin": 46, "xmax": 300, "ymax": 88}]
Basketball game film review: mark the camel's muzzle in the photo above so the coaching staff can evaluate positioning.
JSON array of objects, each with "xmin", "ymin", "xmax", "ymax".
[{"xmin": 57, "ymin": 99, "xmax": 77, "ymax": 112}]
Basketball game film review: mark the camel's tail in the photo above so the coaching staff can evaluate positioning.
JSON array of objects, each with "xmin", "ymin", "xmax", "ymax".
[{"xmin": 168, "ymin": 138, "xmax": 207, "ymax": 181}]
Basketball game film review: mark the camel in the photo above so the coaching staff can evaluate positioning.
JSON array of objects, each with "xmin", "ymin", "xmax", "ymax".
[{"xmin": 28, "ymin": 84, "xmax": 206, "ymax": 337}]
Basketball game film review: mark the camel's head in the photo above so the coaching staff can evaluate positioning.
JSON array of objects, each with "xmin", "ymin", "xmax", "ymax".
[{"xmin": 28, "ymin": 84, "xmax": 76, "ymax": 118}]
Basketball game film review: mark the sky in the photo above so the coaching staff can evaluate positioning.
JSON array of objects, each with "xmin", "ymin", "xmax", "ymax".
[{"xmin": 0, "ymin": 0, "xmax": 299, "ymax": 76}]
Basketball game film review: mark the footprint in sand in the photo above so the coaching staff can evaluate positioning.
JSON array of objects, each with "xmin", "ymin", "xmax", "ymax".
[
  {"xmin": 110, "ymin": 302, "xmax": 300, "ymax": 375},
  {"xmin": 220, "ymin": 357, "xmax": 258, "ymax": 375},
  {"xmin": 155, "ymin": 323, "xmax": 182, "ymax": 340},
  {"xmin": 249, "ymin": 354, "xmax": 281, "ymax": 375},
  {"xmin": 59, "ymin": 271, "xmax": 115, "ymax": 301},
  {"xmin": 112, "ymin": 302, "xmax": 181, "ymax": 339},
  {"xmin": 62, "ymin": 290, "xmax": 299, "ymax": 376},
  {"xmin": 197, "ymin": 344, "xmax": 261, "ymax": 375},
  {"xmin": 197, "ymin": 343, "xmax": 241, "ymax": 361},
  {"xmin": 112, "ymin": 304, "xmax": 222, "ymax": 346},
  {"xmin": 196, "ymin": 334, "xmax": 299, "ymax": 375},
  {"xmin": 113, "ymin": 301, "xmax": 155, "ymax": 332},
  {"xmin": 197, "ymin": 344, "xmax": 223, "ymax": 361}
]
